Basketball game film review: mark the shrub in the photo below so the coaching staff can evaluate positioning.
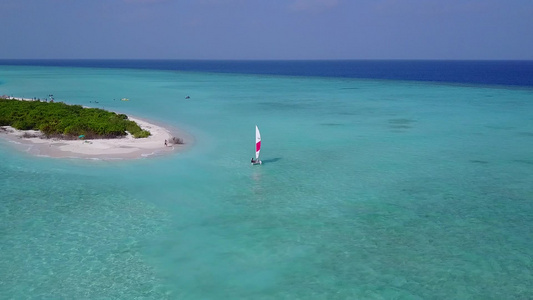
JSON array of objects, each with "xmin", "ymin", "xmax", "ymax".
[
  {"xmin": 12, "ymin": 120, "xmax": 35, "ymax": 130},
  {"xmin": 133, "ymin": 130, "xmax": 151, "ymax": 138},
  {"xmin": 0, "ymin": 99, "xmax": 151, "ymax": 139}
]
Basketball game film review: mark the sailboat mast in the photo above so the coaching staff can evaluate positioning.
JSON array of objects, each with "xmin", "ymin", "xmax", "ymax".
[{"xmin": 255, "ymin": 125, "xmax": 261, "ymax": 160}]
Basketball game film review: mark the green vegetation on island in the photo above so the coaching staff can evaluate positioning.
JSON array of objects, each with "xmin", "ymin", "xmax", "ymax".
[{"xmin": 0, "ymin": 98, "xmax": 151, "ymax": 139}]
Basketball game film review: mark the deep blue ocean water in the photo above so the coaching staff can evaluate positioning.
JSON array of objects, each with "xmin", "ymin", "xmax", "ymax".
[
  {"xmin": 1, "ymin": 60, "xmax": 532, "ymax": 299},
  {"xmin": 1, "ymin": 59, "xmax": 533, "ymax": 87}
]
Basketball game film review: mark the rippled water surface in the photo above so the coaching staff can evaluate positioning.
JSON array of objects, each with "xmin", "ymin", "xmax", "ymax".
[{"xmin": 1, "ymin": 64, "xmax": 532, "ymax": 299}]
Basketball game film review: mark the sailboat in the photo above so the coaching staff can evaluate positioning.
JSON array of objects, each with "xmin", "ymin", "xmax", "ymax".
[{"xmin": 251, "ymin": 125, "xmax": 262, "ymax": 165}]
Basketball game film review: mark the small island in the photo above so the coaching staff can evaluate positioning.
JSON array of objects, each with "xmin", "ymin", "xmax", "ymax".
[
  {"xmin": 0, "ymin": 97, "xmax": 150, "ymax": 139},
  {"xmin": 0, "ymin": 97, "xmax": 188, "ymax": 160}
]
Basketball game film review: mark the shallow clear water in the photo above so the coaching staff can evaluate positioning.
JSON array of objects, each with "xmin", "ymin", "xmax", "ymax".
[{"xmin": 1, "ymin": 65, "xmax": 532, "ymax": 299}]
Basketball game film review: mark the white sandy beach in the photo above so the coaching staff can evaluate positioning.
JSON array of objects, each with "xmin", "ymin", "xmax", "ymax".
[
  {"xmin": 0, "ymin": 97, "xmax": 190, "ymax": 159},
  {"xmin": 0, "ymin": 116, "xmax": 189, "ymax": 160}
]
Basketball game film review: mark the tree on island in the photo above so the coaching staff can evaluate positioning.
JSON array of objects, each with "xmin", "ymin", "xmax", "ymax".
[{"xmin": 0, "ymin": 98, "xmax": 151, "ymax": 139}]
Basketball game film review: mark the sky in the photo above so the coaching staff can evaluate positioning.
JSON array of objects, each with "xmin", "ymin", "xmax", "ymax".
[{"xmin": 1, "ymin": 0, "xmax": 532, "ymax": 60}]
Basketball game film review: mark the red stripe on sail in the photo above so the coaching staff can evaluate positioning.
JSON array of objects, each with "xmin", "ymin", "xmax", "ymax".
[{"xmin": 256, "ymin": 141, "xmax": 261, "ymax": 152}]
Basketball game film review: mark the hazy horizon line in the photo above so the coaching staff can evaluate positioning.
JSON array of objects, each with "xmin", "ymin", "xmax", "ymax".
[{"xmin": 1, "ymin": 58, "xmax": 532, "ymax": 62}]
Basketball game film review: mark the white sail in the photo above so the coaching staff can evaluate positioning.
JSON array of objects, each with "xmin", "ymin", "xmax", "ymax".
[{"xmin": 255, "ymin": 125, "xmax": 261, "ymax": 160}]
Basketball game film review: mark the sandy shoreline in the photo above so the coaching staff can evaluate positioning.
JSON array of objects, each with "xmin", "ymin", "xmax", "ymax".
[{"xmin": 0, "ymin": 97, "xmax": 191, "ymax": 160}]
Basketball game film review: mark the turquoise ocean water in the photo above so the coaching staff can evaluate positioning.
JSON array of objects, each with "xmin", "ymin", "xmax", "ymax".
[{"xmin": 1, "ymin": 64, "xmax": 532, "ymax": 299}]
